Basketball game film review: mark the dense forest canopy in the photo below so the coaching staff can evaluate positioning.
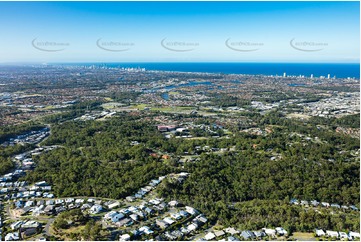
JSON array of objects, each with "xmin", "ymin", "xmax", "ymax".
[
  {"xmin": 7, "ymin": 109, "xmax": 359, "ymax": 233},
  {"xmin": 25, "ymin": 116, "xmax": 175, "ymax": 198}
]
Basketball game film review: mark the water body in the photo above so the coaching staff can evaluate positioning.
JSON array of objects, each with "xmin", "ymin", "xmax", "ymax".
[
  {"xmin": 288, "ymin": 83, "xmax": 307, "ymax": 87},
  {"xmin": 164, "ymin": 81, "xmax": 213, "ymax": 90},
  {"xmin": 161, "ymin": 93, "xmax": 169, "ymax": 100},
  {"xmin": 68, "ymin": 62, "xmax": 360, "ymax": 79},
  {"xmin": 159, "ymin": 81, "xmax": 215, "ymax": 100}
]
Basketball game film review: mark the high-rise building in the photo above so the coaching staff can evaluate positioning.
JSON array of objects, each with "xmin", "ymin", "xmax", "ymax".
[{"xmin": 283, "ymin": 72, "xmax": 286, "ymax": 78}]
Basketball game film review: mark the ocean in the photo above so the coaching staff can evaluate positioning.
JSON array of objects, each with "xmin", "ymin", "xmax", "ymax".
[{"xmin": 64, "ymin": 62, "xmax": 360, "ymax": 79}]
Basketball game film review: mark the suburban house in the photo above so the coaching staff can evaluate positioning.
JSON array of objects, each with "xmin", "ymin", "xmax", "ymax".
[
  {"xmin": 144, "ymin": 207, "xmax": 155, "ymax": 215},
  {"xmin": 126, "ymin": 196, "xmax": 135, "ymax": 202},
  {"xmin": 168, "ymin": 200, "xmax": 179, "ymax": 207},
  {"xmin": 45, "ymin": 200, "xmax": 54, "ymax": 206},
  {"xmin": 37, "ymin": 200, "xmax": 45, "ymax": 206},
  {"xmin": 134, "ymin": 210, "xmax": 146, "ymax": 219},
  {"xmin": 300, "ymin": 200, "xmax": 309, "ymax": 206},
  {"xmin": 170, "ymin": 213, "xmax": 182, "ymax": 220},
  {"xmin": 315, "ymin": 229, "xmax": 326, "ymax": 237},
  {"xmin": 108, "ymin": 201, "xmax": 120, "ymax": 210},
  {"xmin": 195, "ymin": 214, "xmax": 208, "ymax": 224},
  {"xmin": 227, "ymin": 236, "xmax": 240, "ymax": 241},
  {"xmin": 163, "ymin": 217, "xmax": 175, "ymax": 225},
  {"xmin": 204, "ymin": 232, "xmax": 216, "ymax": 241},
  {"xmin": 4, "ymin": 232, "xmax": 20, "ymax": 241},
  {"xmin": 310, "ymin": 200, "xmax": 319, "ymax": 206},
  {"xmin": 156, "ymin": 220, "xmax": 168, "ymax": 229},
  {"xmin": 128, "ymin": 206, "xmax": 138, "ymax": 212},
  {"xmin": 120, "ymin": 208, "xmax": 131, "ymax": 215},
  {"xmin": 263, "ymin": 228, "xmax": 276, "ymax": 237},
  {"xmin": 75, "ymin": 199, "xmax": 84, "ymax": 204},
  {"xmin": 20, "ymin": 227, "xmax": 38, "ymax": 238},
  {"xmin": 225, "ymin": 227, "xmax": 240, "ymax": 235},
  {"xmin": 24, "ymin": 201, "xmax": 34, "ymax": 207},
  {"xmin": 35, "ymin": 181, "xmax": 48, "ymax": 186},
  {"xmin": 55, "ymin": 207, "xmax": 66, "ymax": 214},
  {"xmin": 111, "ymin": 213, "xmax": 125, "ymax": 223},
  {"xmin": 139, "ymin": 226, "xmax": 154, "ymax": 235},
  {"xmin": 105, "ymin": 211, "xmax": 118, "ymax": 220},
  {"xmin": 214, "ymin": 230, "xmax": 225, "ymax": 237},
  {"xmin": 89, "ymin": 204, "xmax": 103, "ymax": 214},
  {"xmin": 179, "ymin": 210, "xmax": 189, "ymax": 217},
  {"xmin": 349, "ymin": 231, "xmax": 360, "ymax": 239},
  {"xmin": 187, "ymin": 223, "xmax": 198, "ymax": 232},
  {"xmin": 14, "ymin": 201, "xmax": 23, "ymax": 209},
  {"xmin": 44, "ymin": 205, "xmax": 55, "ymax": 215},
  {"xmin": 81, "ymin": 203, "xmax": 91, "ymax": 210},
  {"xmin": 241, "ymin": 230, "xmax": 256, "ymax": 240},
  {"xmin": 65, "ymin": 198, "xmax": 75, "ymax": 203},
  {"xmin": 185, "ymin": 206, "xmax": 198, "ymax": 215},
  {"xmin": 116, "ymin": 218, "xmax": 133, "ymax": 227},
  {"xmin": 339, "ymin": 232, "xmax": 348, "ymax": 239},
  {"xmin": 253, "ymin": 231, "xmax": 266, "ymax": 238},
  {"xmin": 275, "ymin": 227, "xmax": 288, "ymax": 236},
  {"xmin": 326, "ymin": 230, "xmax": 339, "ymax": 238},
  {"xmin": 119, "ymin": 234, "xmax": 131, "ymax": 241},
  {"xmin": 331, "ymin": 204, "xmax": 341, "ymax": 209},
  {"xmin": 10, "ymin": 221, "xmax": 23, "ymax": 230},
  {"xmin": 22, "ymin": 220, "xmax": 41, "ymax": 228},
  {"xmin": 350, "ymin": 205, "xmax": 359, "ymax": 211},
  {"xmin": 321, "ymin": 202, "xmax": 330, "ymax": 207},
  {"xmin": 55, "ymin": 199, "xmax": 64, "ymax": 205},
  {"xmin": 129, "ymin": 214, "xmax": 139, "ymax": 222}
]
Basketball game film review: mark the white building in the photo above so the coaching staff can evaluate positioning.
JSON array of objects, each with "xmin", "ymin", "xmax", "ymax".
[
  {"xmin": 119, "ymin": 234, "xmax": 130, "ymax": 241},
  {"xmin": 104, "ymin": 211, "xmax": 118, "ymax": 220},
  {"xmin": 187, "ymin": 223, "xmax": 198, "ymax": 231},
  {"xmin": 315, "ymin": 229, "xmax": 325, "ymax": 237},
  {"xmin": 10, "ymin": 221, "xmax": 23, "ymax": 230},
  {"xmin": 263, "ymin": 228, "xmax": 276, "ymax": 236},
  {"xmin": 349, "ymin": 231, "xmax": 360, "ymax": 239},
  {"xmin": 22, "ymin": 220, "xmax": 40, "ymax": 228},
  {"xmin": 108, "ymin": 201, "xmax": 120, "ymax": 209},
  {"xmin": 326, "ymin": 230, "xmax": 339, "ymax": 238},
  {"xmin": 275, "ymin": 227, "xmax": 288, "ymax": 235},
  {"xmin": 204, "ymin": 232, "xmax": 216, "ymax": 241},
  {"xmin": 89, "ymin": 204, "xmax": 103, "ymax": 214},
  {"xmin": 168, "ymin": 200, "xmax": 178, "ymax": 207},
  {"xmin": 225, "ymin": 227, "xmax": 240, "ymax": 235},
  {"xmin": 163, "ymin": 217, "xmax": 175, "ymax": 225},
  {"xmin": 339, "ymin": 232, "xmax": 348, "ymax": 239},
  {"xmin": 5, "ymin": 232, "xmax": 19, "ymax": 241},
  {"xmin": 185, "ymin": 206, "xmax": 198, "ymax": 215}
]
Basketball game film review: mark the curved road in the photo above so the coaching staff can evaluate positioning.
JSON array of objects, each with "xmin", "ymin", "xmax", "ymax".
[{"xmin": 6, "ymin": 204, "xmax": 18, "ymax": 221}]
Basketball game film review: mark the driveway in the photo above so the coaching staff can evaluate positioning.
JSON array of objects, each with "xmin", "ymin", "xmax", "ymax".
[{"xmin": 44, "ymin": 218, "xmax": 55, "ymax": 236}]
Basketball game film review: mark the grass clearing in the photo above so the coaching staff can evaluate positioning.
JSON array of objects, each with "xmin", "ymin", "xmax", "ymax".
[
  {"xmin": 132, "ymin": 103, "xmax": 148, "ymax": 110},
  {"xmin": 152, "ymin": 106, "xmax": 194, "ymax": 112},
  {"xmin": 291, "ymin": 232, "xmax": 315, "ymax": 241},
  {"xmin": 102, "ymin": 102, "xmax": 127, "ymax": 109}
]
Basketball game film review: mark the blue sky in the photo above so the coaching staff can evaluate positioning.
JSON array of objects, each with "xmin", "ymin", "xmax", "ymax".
[{"xmin": 0, "ymin": 1, "xmax": 359, "ymax": 63}]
